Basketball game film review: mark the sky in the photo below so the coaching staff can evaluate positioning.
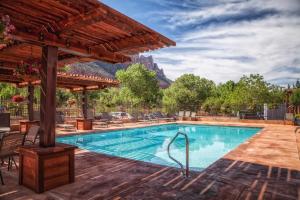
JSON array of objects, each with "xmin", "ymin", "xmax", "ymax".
[{"xmin": 102, "ymin": 0, "xmax": 300, "ymax": 86}]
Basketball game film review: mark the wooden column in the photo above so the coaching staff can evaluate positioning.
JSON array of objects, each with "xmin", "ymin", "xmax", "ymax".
[
  {"xmin": 82, "ymin": 88, "xmax": 88, "ymax": 119},
  {"xmin": 39, "ymin": 45, "xmax": 58, "ymax": 147},
  {"xmin": 76, "ymin": 88, "xmax": 92, "ymax": 130},
  {"xmin": 28, "ymin": 83, "xmax": 34, "ymax": 121}
]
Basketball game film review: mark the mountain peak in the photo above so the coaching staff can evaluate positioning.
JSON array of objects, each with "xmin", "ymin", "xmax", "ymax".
[{"xmin": 69, "ymin": 55, "xmax": 172, "ymax": 88}]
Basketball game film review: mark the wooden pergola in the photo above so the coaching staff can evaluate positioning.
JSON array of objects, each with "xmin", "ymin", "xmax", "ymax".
[
  {"xmin": 0, "ymin": 67, "xmax": 119, "ymax": 126},
  {"xmin": 0, "ymin": 0, "xmax": 175, "ymax": 193}
]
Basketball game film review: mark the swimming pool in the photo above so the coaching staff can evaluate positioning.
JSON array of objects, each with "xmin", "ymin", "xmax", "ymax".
[{"xmin": 57, "ymin": 124, "xmax": 261, "ymax": 171}]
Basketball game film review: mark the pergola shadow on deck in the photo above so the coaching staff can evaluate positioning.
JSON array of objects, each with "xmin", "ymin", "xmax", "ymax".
[
  {"xmin": 1, "ymin": 151, "xmax": 299, "ymax": 199},
  {"xmin": 1, "ymin": 123, "xmax": 300, "ymax": 199}
]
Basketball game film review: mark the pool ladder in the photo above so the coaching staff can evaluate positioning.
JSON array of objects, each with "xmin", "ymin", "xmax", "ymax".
[{"xmin": 167, "ymin": 132, "xmax": 190, "ymax": 178}]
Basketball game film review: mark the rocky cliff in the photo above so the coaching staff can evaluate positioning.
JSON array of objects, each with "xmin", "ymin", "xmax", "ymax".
[{"xmin": 69, "ymin": 55, "xmax": 172, "ymax": 88}]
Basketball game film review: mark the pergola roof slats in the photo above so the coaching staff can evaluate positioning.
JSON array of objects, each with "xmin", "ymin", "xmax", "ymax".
[
  {"xmin": 0, "ymin": 69, "xmax": 119, "ymax": 91},
  {"xmin": 0, "ymin": 0, "xmax": 175, "ymax": 66}
]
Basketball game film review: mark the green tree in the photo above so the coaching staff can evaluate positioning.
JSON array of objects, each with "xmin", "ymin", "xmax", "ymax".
[
  {"xmin": 163, "ymin": 74, "xmax": 215, "ymax": 113},
  {"xmin": 56, "ymin": 89, "xmax": 72, "ymax": 107},
  {"xmin": 290, "ymin": 88, "xmax": 300, "ymax": 106},
  {"xmin": 203, "ymin": 80, "xmax": 236, "ymax": 114},
  {"xmin": 116, "ymin": 64, "xmax": 161, "ymax": 109},
  {"xmin": 228, "ymin": 74, "xmax": 270, "ymax": 112}
]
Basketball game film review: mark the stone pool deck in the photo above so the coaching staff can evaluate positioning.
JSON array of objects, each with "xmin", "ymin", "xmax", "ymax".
[{"xmin": 1, "ymin": 121, "xmax": 300, "ymax": 199}]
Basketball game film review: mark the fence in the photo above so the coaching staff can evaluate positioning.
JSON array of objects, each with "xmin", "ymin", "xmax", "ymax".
[{"xmin": 266, "ymin": 104, "xmax": 286, "ymax": 120}]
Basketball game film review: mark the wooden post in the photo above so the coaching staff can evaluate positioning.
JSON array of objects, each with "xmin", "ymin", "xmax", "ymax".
[
  {"xmin": 28, "ymin": 83, "xmax": 34, "ymax": 121},
  {"xmin": 39, "ymin": 45, "xmax": 58, "ymax": 147},
  {"xmin": 82, "ymin": 88, "xmax": 88, "ymax": 119}
]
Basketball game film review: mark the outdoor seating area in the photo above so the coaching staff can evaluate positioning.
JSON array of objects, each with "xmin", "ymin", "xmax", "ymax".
[
  {"xmin": 0, "ymin": 0, "xmax": 299, "ymax": 199},
  {"xmin": 0, "ymin": 124, "xmax": 40, "ymax": 185},
  {"xmin": 0, "ymin": 122, "xmax": 300, "ymax": 199}
]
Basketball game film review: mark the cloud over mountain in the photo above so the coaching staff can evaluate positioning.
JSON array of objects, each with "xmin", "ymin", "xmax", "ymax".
[{"xmin": 103, "ymin": 0, "xmax": 300, "ymax": 86}]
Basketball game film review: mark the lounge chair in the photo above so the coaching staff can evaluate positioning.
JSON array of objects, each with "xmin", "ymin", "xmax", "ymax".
[
  {"xmin": 93, "ymin": 120, "xmax": 109, "ymax": 128},
  {"xmin": 184, "ymin": 111, "xmax": 191, "ymax": 120},
  {"xmin": 178, "ymin": 111, "xmax": 184, "ymax": 120},
  {"xmin": 138, "ymin": 113, "xmax": 156, "ymax": 124},
  {"xmin": 24, "ymin": 125, "xmax": 40, "ymax": 145},
  {"xmin": 110, "ymin": 116, "xmax": 124, "ymax": 126},
  {"xmin": 95, "ymin": 112, "xmax": 123, "ymax": 127},
  {"xmin": 0, "ymin": 133, "xmax": 25, "ymax": 174},
  {"xmin": 153, "ymin": 112, "xmax": 176, "ymax": 122},
  {"xmin": 190, "ymin": 112, "xmax": 197, "ymax": 121},
  {"xmin": 56, "ymin": 112, "xmax": 76, "ymax": 131}
]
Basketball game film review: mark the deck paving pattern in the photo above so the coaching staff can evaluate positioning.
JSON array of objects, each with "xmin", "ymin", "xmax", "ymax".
[{"xmin": 1, "ymin": 122, "xmax": 300, "ymax": 200}]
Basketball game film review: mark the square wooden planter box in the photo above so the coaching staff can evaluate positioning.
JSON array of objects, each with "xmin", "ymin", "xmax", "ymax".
[
  {"xmin": 19, "ymin": 120, "xmax": 40, "ymax": 134},
  {"xmin": 76, "ymin": 119, "xmax": 93, "ymax": 130},
  {"xmin": 19, "ymin": 143, "xmax": 76, "ymax": 193}
]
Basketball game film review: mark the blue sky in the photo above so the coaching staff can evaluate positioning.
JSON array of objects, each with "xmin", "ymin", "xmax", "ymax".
[{"xmin": 102, "ymin": 0, "xmax": 300, "ymax": 86}]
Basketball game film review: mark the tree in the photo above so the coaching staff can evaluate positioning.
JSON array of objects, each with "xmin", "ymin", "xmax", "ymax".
[
  {"xmin": 163, "ymin": 74, "xmax": 215, "ymax": 113},
  {"xmin": 116, "ymin": 63, "xmax": 161, "ymax": 109},
  {"xmin": 56, "ymin": 89, "xmax": 72, "ymax": 107},
  {"xmin": 290, "ymin": 88, "xmax": 300, "ymax": 106},
  {"xmin": 203, "ymin": 81, "xmax": 236, "ymax": 115},
  {"xmin": 227, "ymin": 74, "xmax": 271, "ymax": 112}
]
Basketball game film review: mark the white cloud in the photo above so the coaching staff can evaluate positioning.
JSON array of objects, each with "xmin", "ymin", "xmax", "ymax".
[{"xmin": 144, "ymin": 0, "xmax": 300, "ymax": 86}]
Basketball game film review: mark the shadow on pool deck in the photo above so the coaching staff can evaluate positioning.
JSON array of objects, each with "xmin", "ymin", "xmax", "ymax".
[
  {"xmin": 0, "ymin": 150, "xmax": 299, "ymax": 200},
  {"xmin": 1, "ymin": 122, "xmax": 300, "ymax": 199}
]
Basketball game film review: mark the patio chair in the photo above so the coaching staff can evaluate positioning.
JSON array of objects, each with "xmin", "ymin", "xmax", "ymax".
[
  {"xmin": 0, "ymin": 132, "xmax": 25, "ymax": 173},
  {"xmin": 24, "ymin": 125, "xmax": 40, "ymax": 145},
  {"xmin": 0, "ymin": 168, "xmax": 3, "ymax": 185},
  {"xmin": 0, "ymin": 113, "xmax": 10, "ymax": 132}
]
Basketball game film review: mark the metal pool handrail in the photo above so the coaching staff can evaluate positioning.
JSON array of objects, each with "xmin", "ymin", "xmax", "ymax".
[{"xmin": 167, "ymin": 131, "xmax": 189, "ymax": 178}]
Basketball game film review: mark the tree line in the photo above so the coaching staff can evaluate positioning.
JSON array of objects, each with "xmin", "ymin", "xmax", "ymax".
[{"xmin": 1, "ymin": 63, "xmax": 299, "ymax": 116}]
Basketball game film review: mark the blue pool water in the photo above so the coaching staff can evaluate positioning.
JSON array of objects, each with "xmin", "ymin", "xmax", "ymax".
[{"xmin": 57, "ymin": 124, "xmax": 261, "ymax": 170}]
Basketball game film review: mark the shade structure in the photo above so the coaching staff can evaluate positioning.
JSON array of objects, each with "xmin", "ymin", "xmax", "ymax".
[
  {"xmin": 0, "ymin": 0, "xmax": 175, "ymax": 66},
  {"xmin": 0, "ymin": 0, "xmax": 175, "ymax": 193},
  {"xmin": 0, "ymin": 67, "xmax": 119, "ymax": 91}
]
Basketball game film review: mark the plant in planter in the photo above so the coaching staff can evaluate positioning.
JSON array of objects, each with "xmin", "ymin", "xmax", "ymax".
[
  {"xmin": 12, "ymin": 95, "xmax": 25, "ymax": 103},
  {"xmin": 12, "ymin": 95, "xmax": 25, "ymax": 116},
  {"xmin": 67, "ymin": 99, "xmax": 76, "ymax": 107},
  {"xmin": 15, "ymin": 60, "xmax": 40, "ymax": 82},
  {"xmin": 295, "ymin": 114, "xmax": 300, "ymax": 125},
  {"xmin": 0, "ymin": 15, "xmax": 15, "ymax": 50}
]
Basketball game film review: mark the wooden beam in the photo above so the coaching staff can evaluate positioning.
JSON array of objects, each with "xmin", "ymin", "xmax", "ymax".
[
  {"xmin": 39, "ymin": 45, "xmax": 58, "ymax": 147},
  {"xmin": 28, "ymin": 83, "xmax": 34, "ymax": 121},
  {"xmin": 11, "ymin": 30, "xmax": 130, "ymax": 63},
  {"xmin": 82, "ymin": 88, "xmax": 88, "ymax": 119},
  {"xmin": 58, "ymin": 6, "xmax": 105, "ymax": 33}
]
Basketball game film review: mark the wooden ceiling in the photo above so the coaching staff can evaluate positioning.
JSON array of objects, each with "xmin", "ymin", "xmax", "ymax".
[
  {"xmin": 0, "ymin": 0, "xmax": 175, "ymax": 67},
  {"xmin": 0, "ymin": 68, "xmax": 119, "ymax": 91}
]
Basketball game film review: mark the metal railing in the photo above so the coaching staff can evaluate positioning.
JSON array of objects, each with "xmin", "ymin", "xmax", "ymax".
[{"xmin": 167, "ymin": 131, "xmax": 189, "ymax": 178}]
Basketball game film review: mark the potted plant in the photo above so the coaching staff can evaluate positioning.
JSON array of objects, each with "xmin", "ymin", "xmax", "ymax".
[
  {"xmin": 12, "ymin": 95, "xmax": 25, "ymax": 103},
  {"xmin": 15, "ymin": 60, "xmax": 40, "ymax": 82},
  {"xmin": 0, "ymin": 15, "xmax": 15, "ymax": 50},
  {"xmin": 295, "ymin": 114, "xmax": 300, "ymax": 126}
]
